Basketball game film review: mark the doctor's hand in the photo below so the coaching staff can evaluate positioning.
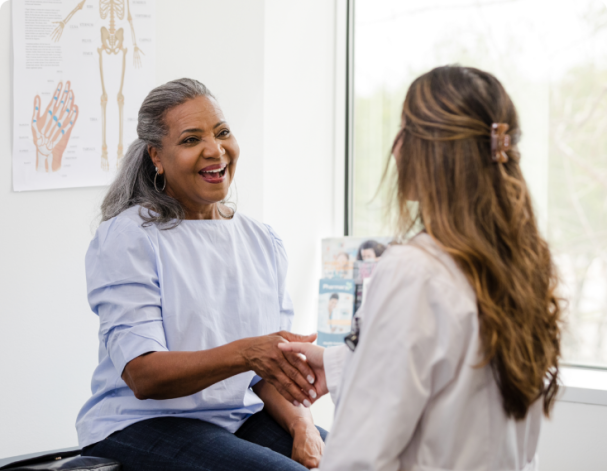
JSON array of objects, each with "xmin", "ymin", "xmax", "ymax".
[
  {"xmin": 279, "ymin": 342, "xmax": 328, "ymax": 397},
  {"xmin": 239, "ymin": 332, "xmax": 319, "ymax": 407}
]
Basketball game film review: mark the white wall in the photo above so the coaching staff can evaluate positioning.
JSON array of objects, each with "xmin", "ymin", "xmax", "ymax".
[
  {"xmin": 262, "ymin": 0, "xmax": 341, "ymax": 432},
  {"xmin": 539, "ymin": 400, "xmax": 607, "ymax": 471},
  {"xmin": 0, "ymin": 0, "xmax": 107, "ymax": 458},
  {"xmin": 262, "ymin": 0, "xmax": 340, "ymax": 338},
  {"xmin": 0, "ymin": 0, "xmax": 339, "ymax": 458}
]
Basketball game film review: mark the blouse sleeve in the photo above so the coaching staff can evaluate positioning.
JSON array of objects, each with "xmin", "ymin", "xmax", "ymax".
[
  {"xmin": 318, "ymin": 248, "xmax": 471, "ymax": 471},
  {"xmin": 265, "ymin": 224, "xmax": 294, "ymax": 332},
  {"xmin": 86, "ymin": 217, "xmax": 168, "ymax": 377}
]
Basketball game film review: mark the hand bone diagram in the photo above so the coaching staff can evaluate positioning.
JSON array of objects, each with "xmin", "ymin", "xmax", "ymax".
[{"xmin": 31, "ymin": 82, "xmax": 79, "ymax": 173}]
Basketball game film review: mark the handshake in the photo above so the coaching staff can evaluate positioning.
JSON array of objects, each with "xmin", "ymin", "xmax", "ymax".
[{"xmin": 241, "ymin": 331, "xmax": 328, "ymax": 407}]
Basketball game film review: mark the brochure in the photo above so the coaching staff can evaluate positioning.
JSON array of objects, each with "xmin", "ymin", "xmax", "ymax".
[
  {"xmin": 317, "ymin": 278, "xmax": 356, "ymax": 347},
  {"xmin": 317, "ymin": 236, "xmax": 393, "ymax": 347}
]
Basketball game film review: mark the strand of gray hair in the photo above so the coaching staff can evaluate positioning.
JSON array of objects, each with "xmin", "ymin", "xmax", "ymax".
[{"xmin": 101, "ymin": 78, "xmax": 214, "ymax": 229}]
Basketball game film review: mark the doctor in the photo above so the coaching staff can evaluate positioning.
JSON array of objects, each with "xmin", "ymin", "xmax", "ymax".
[{"xmin": 281, "ymin": 66, "xmax": 562, "ymax": 471}]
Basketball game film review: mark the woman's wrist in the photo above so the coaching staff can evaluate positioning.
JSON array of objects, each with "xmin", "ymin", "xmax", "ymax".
[
  {"xmin": 288, "ymin": 415, "xmax": 317, "ymax": 437},
  {"xmin": 233, "ymin": 337, "xmax": 252, "ymax": 370}
]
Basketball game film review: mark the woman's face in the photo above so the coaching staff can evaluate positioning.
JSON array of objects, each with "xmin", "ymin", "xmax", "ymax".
[
  {"xmin": 328, "ymin": 298, "xmax": 338, "ymax": 312},
  {"xmin": 336, "ymin": 253, "xmax": 349, "ymax": 270},
  {"xmin": 360, "ymin": 248, "xmax": 377, "ymax": 261},
  {"xmin": 149, "ymin": 95, "xmax": 239, "ymax": 217}
]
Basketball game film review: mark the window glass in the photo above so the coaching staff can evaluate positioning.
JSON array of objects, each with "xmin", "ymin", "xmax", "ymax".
[{"xmin": 352, "ymin": 0, "xmax": 607, "ymax": 367}]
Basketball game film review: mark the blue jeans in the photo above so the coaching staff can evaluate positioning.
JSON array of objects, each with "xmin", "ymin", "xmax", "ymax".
[{"xmin": 82, "ymin": 410, "xmax": 328, "ymax": 471}]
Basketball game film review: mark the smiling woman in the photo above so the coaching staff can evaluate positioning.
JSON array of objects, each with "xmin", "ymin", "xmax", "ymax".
[
  {"xmin": 147, "ymin": 94, "xmax": 239, "ymax": 220},
  {"xmin": 100, "ymin": 80, "xmax": 238, "ymax": 227},
  {"xmin": 77, "ymin": 79, "xmax": 327, "ymax": 471}
]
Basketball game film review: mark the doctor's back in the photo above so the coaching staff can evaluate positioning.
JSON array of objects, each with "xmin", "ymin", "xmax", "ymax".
[{"xmin": 315, "ymin": 66, "xmax": 562, "ymax": 471}]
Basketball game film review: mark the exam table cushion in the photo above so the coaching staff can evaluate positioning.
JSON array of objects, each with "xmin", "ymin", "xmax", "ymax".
[{"xmin": 0, "ymin": 448, "xmax": 120, "ymax": 471}]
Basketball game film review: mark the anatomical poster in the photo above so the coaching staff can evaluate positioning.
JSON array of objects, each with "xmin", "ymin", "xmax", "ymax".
[{"xmin": 12, "ymin": 0, "xmax": 156, "ymax": 191}]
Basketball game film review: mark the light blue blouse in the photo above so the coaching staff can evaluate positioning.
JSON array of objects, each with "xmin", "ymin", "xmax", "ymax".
[{"xmin": 76, "ymin": 206, "xmax": 294, "ymax": 448}]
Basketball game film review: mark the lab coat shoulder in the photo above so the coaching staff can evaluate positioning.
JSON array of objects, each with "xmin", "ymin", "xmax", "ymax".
[
  {"xmin": 379, "ymin": 235, "xmax": 477, "ymax": 299},
  {"xmin": 367, "ymin": 237, "xmax": 477, "ymax": 331},
  {"xmin": 366, "ymin": 237, "xmax": 478, "ymax": 380}
]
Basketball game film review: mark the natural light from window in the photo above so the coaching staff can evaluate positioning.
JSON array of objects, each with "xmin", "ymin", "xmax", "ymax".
[{"xmin": 352, "ymin": 0, "xmax": 607, "ymax": 367}]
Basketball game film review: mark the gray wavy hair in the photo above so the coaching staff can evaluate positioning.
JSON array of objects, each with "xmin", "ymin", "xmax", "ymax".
[{"xmin": 101, "ymin": 78, "xmax": 214, "ymax": 228}]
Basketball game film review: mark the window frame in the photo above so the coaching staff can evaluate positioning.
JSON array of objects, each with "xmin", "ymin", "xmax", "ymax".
[{"xmin": 344, "ymin": 0, "xmax": 355, "ymax": 236}]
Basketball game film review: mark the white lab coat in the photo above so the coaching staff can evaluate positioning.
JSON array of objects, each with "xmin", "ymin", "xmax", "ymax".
[{"xmin": 319, "ymin": 233, "xmax": 541, "ymax": 471}]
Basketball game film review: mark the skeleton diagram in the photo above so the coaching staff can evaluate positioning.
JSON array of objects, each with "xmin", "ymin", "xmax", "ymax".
[
  {"xmin": 51, "ymin": 0, "xmax": 143, "ymax": 171},
  {"xmin": 31, "ymin": 81, "xmax": 79, "ymax": 173}
]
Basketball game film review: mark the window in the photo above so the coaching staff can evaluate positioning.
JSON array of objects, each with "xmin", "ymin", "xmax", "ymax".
[{"xmin": 350, "ymin": 0, "xmax": 607, "ymax": 367}]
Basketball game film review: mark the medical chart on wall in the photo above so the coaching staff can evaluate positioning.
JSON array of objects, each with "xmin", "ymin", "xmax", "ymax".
[{"xmin": 12, "ymin": 0, "xmax": 156, "ymax": 191}]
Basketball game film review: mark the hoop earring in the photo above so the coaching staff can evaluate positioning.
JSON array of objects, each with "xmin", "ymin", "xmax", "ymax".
[
  {"xmin": 218, "ymin": 201, "xmax": 236, "ymax": 219},
  {"xmin": 154, "ymin": 167, "xmax": 166, "ymax": 192}
]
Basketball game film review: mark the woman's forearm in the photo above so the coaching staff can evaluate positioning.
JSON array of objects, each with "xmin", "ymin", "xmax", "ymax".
[
  {"xmin": 254, "ymin": 379, "xmax": 324, "ymax": 469},
  {"xmin": 253, "ymin": 379, "xmax": 316, "ymax": 434},
  {"xmin": 122, "ymin": 331, "xmax": 320, "ymax": 404},
  {"xmin": 122, "ymin": 339, "xmax": 250, "ymax": 400}
]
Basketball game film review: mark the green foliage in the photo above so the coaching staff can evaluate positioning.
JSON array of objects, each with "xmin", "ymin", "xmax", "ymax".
[
  {"xmin": 352, "ymin": 85, "xmax": 404, "ymax": 236},
  {"xmin": 549, "ymin": 64, "xmax": 607, "ymax": 365}
]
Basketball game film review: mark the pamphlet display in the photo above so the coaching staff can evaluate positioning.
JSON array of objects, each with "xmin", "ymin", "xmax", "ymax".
[{"xmin": 317, "ymin": 236, "xmax": 392, "ymax": 347}]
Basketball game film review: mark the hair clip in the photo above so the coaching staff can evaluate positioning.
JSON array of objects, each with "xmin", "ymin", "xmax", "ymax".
[{"xmin": 491, "ymin": 123, "xmax": 510, "ymax": 163}]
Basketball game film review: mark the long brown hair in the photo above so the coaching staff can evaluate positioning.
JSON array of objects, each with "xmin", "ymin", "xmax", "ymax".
[{"xmin": 392, "ymin": 66, "xmax": 561, "ymax": 419}]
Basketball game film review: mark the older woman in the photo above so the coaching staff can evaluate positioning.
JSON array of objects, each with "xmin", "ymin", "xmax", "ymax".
[{"xmin": 77, "ymin": 78, "xmax": 326, "ymax": 471}]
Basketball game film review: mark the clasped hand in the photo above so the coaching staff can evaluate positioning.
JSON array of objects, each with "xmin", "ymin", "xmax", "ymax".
[
  {"xmin": 241, "ymin": 331, "xmax": 322, "ymax": 406},
  {"xmin": 278, "ymin": 341, "xmax": 328, "ymax": 398}
]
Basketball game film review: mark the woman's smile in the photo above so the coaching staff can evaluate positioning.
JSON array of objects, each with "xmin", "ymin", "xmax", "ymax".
[{"xmin": 199, "ymin": 163, "xmax": 228, "ymax": 184}]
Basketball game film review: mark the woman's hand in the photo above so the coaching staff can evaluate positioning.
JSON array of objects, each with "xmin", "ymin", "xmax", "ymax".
[
  {"xmin": 291, "ymin": 421, "xmax": 325, "ymax": 469},
  {"xmin": 239, "ymin": 331, "xmax": 319, "ymax": 406},
  {"xmin": 279, "ymin": 342, "xmax": 328, "ymax": 397},
  {"xmin": 253, "ymin": 380, "xmax": 324, "ymax": 469}
]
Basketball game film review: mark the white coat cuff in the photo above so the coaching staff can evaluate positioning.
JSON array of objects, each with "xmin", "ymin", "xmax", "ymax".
[{"xmin": 324, "ymin": 345, "xmax": 348, "ymax": 404}]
